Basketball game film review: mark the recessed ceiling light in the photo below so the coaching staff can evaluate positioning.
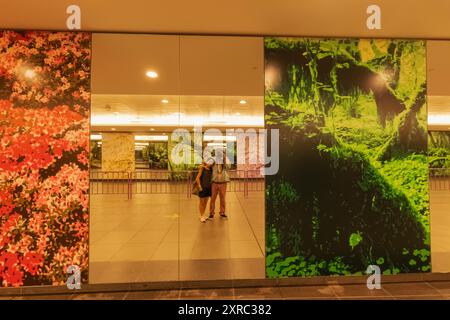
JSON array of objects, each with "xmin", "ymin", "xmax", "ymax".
[
  {"xmin": 111, "ymin": 128, "xmax": 116, "ymax": 131},
  {"xmin": 239, "ymin": 100, "xmax": 247, "ymax": 105},
  {"xmin": 161, "ymin": 99, "xmax": 169, "ymax": 104},
  {"xmin": 150, "ymin": 128, "xmax": 155, "ymax": 131},
  {"xmin": 146, "ymin": 70, "xmax": 158, "ymax": 78}
]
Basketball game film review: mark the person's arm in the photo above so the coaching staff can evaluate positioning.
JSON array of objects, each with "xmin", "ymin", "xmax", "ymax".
[
  {"xmin": 224, "ymin": 156, "xmax": 231, "ymax": 170},
  {"xmin": 195, "ymin": 166, "xmax": 204, "ymax": 190}
]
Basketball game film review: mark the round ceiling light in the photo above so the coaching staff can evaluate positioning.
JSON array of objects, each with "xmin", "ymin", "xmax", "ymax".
[
  {"xmin": 161, "ymin": 99, "xmax": 169, "ymax": 104},
  {"xmin": 239, "ymin": 100, "xmax": 247, "ymax": 105},
  {"xmin": 146, "ymin": 70, "xmax": 158, "ymax": 78}
]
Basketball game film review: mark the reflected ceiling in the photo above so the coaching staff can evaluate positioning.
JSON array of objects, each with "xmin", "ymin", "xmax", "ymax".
[
  {"xmin": 91, "ymin": 33, "xmax": 264, "ymax": 131},
  {"xmin": 91, "ymin": 94, "xmax": 264, "ymax": 132},
  {"xmin": 428, "ymin": 95, "xmax": 450, "ymax": 131}
]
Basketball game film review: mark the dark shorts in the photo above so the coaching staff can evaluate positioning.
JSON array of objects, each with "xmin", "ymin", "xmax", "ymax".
[{"xmin": 199, "ymin": 187, "xmax": 211, "ymax": 198}]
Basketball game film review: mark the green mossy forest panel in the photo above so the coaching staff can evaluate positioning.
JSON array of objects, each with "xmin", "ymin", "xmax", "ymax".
[{"xmin": 265, "ymin": 38, "xmax": 430, "ymax": 277}]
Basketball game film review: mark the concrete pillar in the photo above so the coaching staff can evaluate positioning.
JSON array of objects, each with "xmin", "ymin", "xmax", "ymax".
[{"xmin": 101, "ymin": 133, "xmax": 135, "ymax": 172}]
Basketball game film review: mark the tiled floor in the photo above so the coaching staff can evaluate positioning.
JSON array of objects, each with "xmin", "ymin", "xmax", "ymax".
[
  {"xmin": 6, "ymin": 281, "xmax": 450, "ymax": 300},
  {"xmin": 89, "ymin": 191, "xmax": 265, "ymax": 283}
]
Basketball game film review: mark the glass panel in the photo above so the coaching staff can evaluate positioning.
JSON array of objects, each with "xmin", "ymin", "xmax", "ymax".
[
  {"xmin": 89, "ymin": 33, "xmax": 181, "ymax": 283},
  {"xmin": 427, "ymin": 40, "xmax": 450, "ymax": 273},
  {"xmin": 178, "ymin": 35, "xmax": 266, "ymax": 281}
]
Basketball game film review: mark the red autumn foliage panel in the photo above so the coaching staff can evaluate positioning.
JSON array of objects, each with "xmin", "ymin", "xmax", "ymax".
[{"xmin": 0, "ymin": 31, "xmax": 91, "ymax": 287}]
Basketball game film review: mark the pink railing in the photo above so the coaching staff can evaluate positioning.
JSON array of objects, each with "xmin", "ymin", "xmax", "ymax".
[
  {"xmin": 90, "ymin": 170, "xmax": 264, "ymax": 199},
  {"xmin": 430, "ymin": 168, "xmax": 450, "ymax": 190}
]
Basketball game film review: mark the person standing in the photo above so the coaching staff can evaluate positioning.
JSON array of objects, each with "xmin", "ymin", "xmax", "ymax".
[
  {"xmin": 195, "ymin": 159, "xmax": 213, "ymax": 223},
  {"xmin": 209, "ymin": 152, "xmax": 230, "ymax": 219}
]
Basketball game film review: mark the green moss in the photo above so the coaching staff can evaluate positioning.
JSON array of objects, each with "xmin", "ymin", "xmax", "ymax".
[{"xmin": 265, "ymin": 37, "xmax": 430, "ymax": 277}]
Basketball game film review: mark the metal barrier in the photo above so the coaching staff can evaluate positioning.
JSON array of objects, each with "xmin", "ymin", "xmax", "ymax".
[
  {"xmin": 430, "ymin": 168, "xmax": 450, "ymax": 190},
  {"xmin": 90, "ymin": 169, "xmax": 264, "ymax": 199}
]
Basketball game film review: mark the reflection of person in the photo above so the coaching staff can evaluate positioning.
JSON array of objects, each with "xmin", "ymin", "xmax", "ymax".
[
  {"xmin": 195, "ymin": 159, "xmax": 213, "ymax": 223},
  {"xmin": 209, "ymin": 152, "xmax": 230, "ymax": 219}
]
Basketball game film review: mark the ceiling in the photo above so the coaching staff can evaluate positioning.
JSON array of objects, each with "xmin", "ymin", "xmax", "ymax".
[
  {"xmin": 91, "ymin": 34, "xmax": 264, "ymax": 96},
  {"xmin": 428, "ymin": 95, "xmax": 450, "ymax": 131},
  {"xmin": 91, "ymin": 94, "xmax": 264, "ymax": 132},
  {"xmin": 91, "ymin": 33, "xmax": 264, "ymax": 132}
]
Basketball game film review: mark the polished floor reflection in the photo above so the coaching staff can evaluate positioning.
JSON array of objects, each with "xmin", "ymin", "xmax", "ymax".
[
  {"xmin": 89, "ymin": 192, "xmax": 265, "ymax": 283},
  {"xmin": 7, "ymin": 279, "xmax": 450, "ymax": 300}
]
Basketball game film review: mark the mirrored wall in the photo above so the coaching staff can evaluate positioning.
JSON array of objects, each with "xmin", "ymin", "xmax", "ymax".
[{"xmin": 88, "ymin": 34, "xmax": 266, "ymax": 283}]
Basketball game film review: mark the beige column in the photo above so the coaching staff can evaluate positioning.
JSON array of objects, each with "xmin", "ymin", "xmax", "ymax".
[{"xmin": 101, "ymin": 133, "xmax": 135, "ymax": 172}]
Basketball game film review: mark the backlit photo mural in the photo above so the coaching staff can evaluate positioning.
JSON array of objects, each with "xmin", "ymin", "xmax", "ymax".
[
  {"xmin": 0, "ymin": 31, "xmax": 91, "ymax": 286},
  {"xmin": 265, "ymin": 38, "xmax": 430, "ymax": 277}
]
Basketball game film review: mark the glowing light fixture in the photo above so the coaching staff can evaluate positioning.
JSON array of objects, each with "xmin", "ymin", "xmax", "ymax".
[
  {"xmin": 146, "ymin": 70, "xmax": 158, "ymax": 78},
  {"xmin": 207, "ymin": 142, "xmax": 228, "ymax": 147},
  {"xmin": 90, "ymin": 114, "xmax": 264, "ymax": 127},
  {"xmin": 239, "ymin": 99, "xmax": 247, "ymax": 105},
  {"xmin": 203, "ymin": 135, "xmax": 237, "ymax": 142},
  {"xmin": 24, "ymin": 69, "xmax": 36, "ymax": 79},
  {"xmin": 428, "ymin": 113, "xmax": 450, "ymax": 125},
  {"xmin": 161, "ymin": 99, "xmax": 169, "ymax": 104},
  {"xmin": 134, "ymin": 135, "xmax": 168, "ymax": 141}
]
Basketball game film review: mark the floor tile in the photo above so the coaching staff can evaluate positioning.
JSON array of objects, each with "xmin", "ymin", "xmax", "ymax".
[
  {"xmin": 279, "ymin": 285, "xmax": 337, "ymax": 299},
  {"xmin": 234, "ymin": 287, "xmax": 282, "ymax": 299},
  {"xmin": 110, "ymin": 243, "xmax": 159, "ymax": 261},
  {"xmin": 125, "ymin": 290, "xmax": 180, "ymax": 300},
  {"xmin": 71, "ymin": 292, "xmax": 127, "ymax": 300},
  {"xmin": 90, "ymin": 191, "xmax": 265, "ymax": 282},
  {"xmin": 137, "ymin": 261, "xmax": 179, "ymax": 282},
  {"xmin": 151, "ymin": 242, "xmax": 179, "ymax": 261},
  {"xmin": 427, "ymin": 281, "xmax": 450, "ymax": 295},
  {"xmin": 127, "ymin": 230, "xmax": 169, "ymax": 244},
  {"xmin": 13, "ymin": 294, "xmax": 74, "ymax": 300},
  {"xmin": 391, "ymin": 295, "xmax": 444, "ymax": 300},
  {"xmin": 180, "ymin": 259, "xmax": 233, "ymax": 281},
  {"xmin": 180, "ymin": 288, "xmax": 235, "ymax": 300},
  {"xmin": 382, "ymin": 282, "xmax": 441, "ymax": 296},
  {"xmin": 89, "ymin": 261, "xmax": 143, "ymax": 284},
  {"xmin": 96, "ymin": 230, "xmax": 138, "ymax": 245},
  {"xmin": 230, "ymin": 241, "xmax": 264, "ymax": 259},
  {"xmin": 90, "ymin": 244, "xmax": 124, "ymax": 262},
  {"xmin": 230, "ymin": 258, "xmax": 266, "ymax": 279},
  {"xmin": 190, "ymin": 240, "xmax": 230, "ymax": 260},
  {"xmin": 331, "ymin": 284, "xmax": 391, "ymax": 298}
]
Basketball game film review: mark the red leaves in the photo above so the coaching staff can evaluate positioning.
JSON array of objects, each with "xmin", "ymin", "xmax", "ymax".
[
  {"xmin": 0, "ymin": 31, "xmax": 90, "ymax": 287},
  {"xmin": 0, "ymin": 252, "xmax": 23, "ymax": 287}
]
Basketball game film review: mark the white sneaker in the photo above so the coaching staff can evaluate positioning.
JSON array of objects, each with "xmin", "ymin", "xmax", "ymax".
[{"xmin": 200, "ymin": 216, "xmax": 207, "ymax": 223}]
